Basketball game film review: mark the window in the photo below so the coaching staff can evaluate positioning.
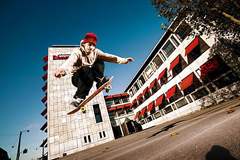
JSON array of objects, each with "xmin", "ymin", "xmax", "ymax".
[
  {"xmin": 214, "ymin": 72, "xmax": 239, "ymax": 89},
  {"xmin": 84, "ymin": 136, "xmax": 87, "ymax": 143},
  {"xmin": 139, "ymin": 75, "xmax": 146, "ymax": 86},
  {"xmin": 175, "ymin": 98, "xmax": 188, "ymax": 108},
  {"xmin": 182, "ymin": 73, "xmax": 202, "ymax": 95},
  {"xmin": 134, "ymin": 82, "xmax": 139, "ymax": 92},
  {"xmin": 171, "ymin": 56, "xmax": 188, "ymax": 77},
  {"xmin": 175, "ymin": 22, "xmax": 192, "ymax": 41},
  {"xmin": 164, "ymin": 106, "xmax": 173, "ymax": 114},
  {"xmin": 186, "ymin": 37, "xmax": 210, "ymax": 64},
  {"xmin": 163, "ymin": 40, "xmax": 176, "ymax": 57},
  {"xmin": 106, "ymin": 100, "xmax": 114, "ymax": 107},
  {"xmin": 152, "ymin": 55, "xmax": 163, "ymax": 69},
  {"xmin": 88, "ymin": 135, "xmax": 91, "ymax": 143},
  {"xmin": 84, "ymin": 135, "xmax": 92, "ymax": 143},
  {"xmin": 145, "ymin": 66, "xmax": 154, "ymax": 78},
  {"xmin": 93, "ymin": 104, "xmax": 103, "ymax": 123},
  {"xmin": 201, "ymin": 56, "xmax": 231, "ymax": 81},
  {"xmin": 171, "ymin": 36, "xmax": 180, "ymax": 46},
  {"xmin": 191, "ymin": 87, "xmax": 209, "ymax": 100},
  {"xmin": 159, "ymin": 51, "xmax": 166, "ymax": 61},
  {"xmin": 207, "ymin": 84, "xmax": 216, "ymax": 93},
  {"xmin": 99, "ymin": 131, "xmax": 106, "ymax": 138}
]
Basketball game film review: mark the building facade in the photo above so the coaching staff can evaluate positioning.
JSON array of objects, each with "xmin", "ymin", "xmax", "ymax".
[
  {"xmin": 41, "ymin": 46, "xmax": 115, "ymax": 160},
  {"xmin": 104, "ymin": 93, "xmax": 142, "ymax": 138},
  {"xmin": 124, "ymin": 22, "xmax": 240, "ymax": 130}
]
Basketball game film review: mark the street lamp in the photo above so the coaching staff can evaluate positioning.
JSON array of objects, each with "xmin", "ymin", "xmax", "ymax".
[{"xmin": 16, "ymin": 130, "xmax": 29, "ymax": 160}]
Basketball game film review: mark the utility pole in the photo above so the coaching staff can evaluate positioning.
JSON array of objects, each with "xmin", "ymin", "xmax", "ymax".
[{"xmin": 16, "ymin": 130, "xmax": 29, "ymax": 160}]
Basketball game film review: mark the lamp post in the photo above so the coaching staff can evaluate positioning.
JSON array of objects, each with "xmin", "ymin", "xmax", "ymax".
[{"xmin": 16, "ymin": 130, "xmax": 29, "ymax": 160}]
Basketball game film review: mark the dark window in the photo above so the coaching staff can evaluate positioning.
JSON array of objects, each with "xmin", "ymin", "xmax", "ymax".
[
  {"xmin": 164, "ymin": 106, "xmax": 173, "ymax": 114},
  {"xmin": 171, "ymin": 36, "xmax": 180, "ymax": 46},
  {"xmin": 187, "ymin": 37, "xmax": 210, "ymax": 64},
  {"xmin": 139, "ymin": 75, "xmax": 146, "ymax": 86},
  {"xmin": 99, "ymin": 132, "xmax": 102, "ymax": 138},
  {"xmin": 163, "ymin": 40, "xmax": 176, "ymax": 57},
  {"xmin": 159, "ymin": 51, "xmax": 167, "ymax": 61},
  {"xmin": 172, "ymin": 56, "xmax": 188, "ymax": 77},
  {"xmin": 84, "ymin": 136, "xmax": 87, "ymax": 143},
  {"xmin": 183, "ymin": 74, "xmax": 202, "ymax": 95},
  {"xmin": 175, "ymin": 22, "xmax": 192, "ymax": 41},
  {"xmin": 214, "ymin": 72, "xmax": 239, "ymax": 89},
  {"xmin": 152, "ymin": 55, "xmax": 163, "ymax": 69},
  {"xmin": 103, "ymin": 131, "xmax": 106, "ymax": 137},
  {"xmin": 88, "ymin": 135, "xmax": 91, "ymax": 143},
  {"xmin": 134, "ymin": 83, "xmax": 139, "ymax": 91},
  {"xmin": 207, "ymin": 84, "xmax": 216, "ymax": 93},
  {"xmin": 175, "ymin": 98, "xmax": 188, "ymax": 108},
  {"xmin": 93, "ymin": 104, "xmax": 103, "ymax": 123},
  {"xmin": 191, "ymin": 87, "xmax": 209, "ymax": 100}
]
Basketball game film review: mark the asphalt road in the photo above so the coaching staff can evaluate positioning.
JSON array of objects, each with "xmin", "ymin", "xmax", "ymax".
[{"xmin": 60, "ymin": 97, "xmax": 240, "ymax": 160}]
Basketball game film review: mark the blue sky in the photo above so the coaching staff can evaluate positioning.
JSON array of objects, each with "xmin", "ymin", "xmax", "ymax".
[{"xmin": 0, "ymin": 0, "xmax": 166, "ymax": 159}]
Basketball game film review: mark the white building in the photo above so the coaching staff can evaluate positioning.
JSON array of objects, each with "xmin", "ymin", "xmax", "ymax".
[
  {"xmin": 124, "ymin": 21, "xmax": 239, "ymax": 130},
  {"xmin": 41, "ymin": 46, "xmax": 115, "ymax": 160}
]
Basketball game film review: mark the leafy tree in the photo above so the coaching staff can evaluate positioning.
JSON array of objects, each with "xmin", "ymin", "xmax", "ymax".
[{"xmin": 151, "ymin": 0, "xmax": 240, "ymax": 40}]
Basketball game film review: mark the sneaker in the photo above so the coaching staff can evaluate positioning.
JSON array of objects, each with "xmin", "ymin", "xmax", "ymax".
[
  {"xmin": 70, "ymin": 97, "xmax": 84, "ymax": 108},
  {"xmin": 96, "ymin": 76, "xmax": 109, "ymax": 89}
]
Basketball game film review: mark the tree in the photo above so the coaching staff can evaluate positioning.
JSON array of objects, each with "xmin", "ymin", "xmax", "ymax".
[{"xmin": 151, "ymin": 0, "xmax": 240, "ymax": 40}]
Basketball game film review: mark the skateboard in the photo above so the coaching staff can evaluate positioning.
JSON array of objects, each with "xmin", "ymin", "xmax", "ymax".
[{"xmin": 67, "ymin": 76, "xmax": 113, "ymax": 115}]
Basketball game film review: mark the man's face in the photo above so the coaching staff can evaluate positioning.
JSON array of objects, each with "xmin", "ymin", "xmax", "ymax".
[{"xmin": 83, "ymin": 42, "xmax": 96, "ymax": 54}]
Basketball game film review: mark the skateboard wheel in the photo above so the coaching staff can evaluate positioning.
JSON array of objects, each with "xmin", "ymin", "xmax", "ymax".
[
  {"xmin": 106, "ymin": 85, "xmax": 111, "ymax": 90},
  {"xmin": 81, "ymin": 106, "xmax": 87, "ymax": 114}
]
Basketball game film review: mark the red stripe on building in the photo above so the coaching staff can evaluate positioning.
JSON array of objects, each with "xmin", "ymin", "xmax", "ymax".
[
  {"xmin": 124, "ymin": 103, "xmax": 132, "ymax": 107},
  {"xmin": 158, "ymin": 69, "xmax": 167, "ymax": 80},
  {"xmin": 42, "ymin": 82, "xmax": 47, "ymax": 92},
  {"xmin": 200, "ymin": 56, "xmax": 220, "ymax": 77},
  {"xmin": 41, "ymin": 95, "xmax": 47, "ymax": 103},
  {"xmin": 166, "ymin": 85, "xmax": 177, "ymax": 99},
  {"xmin": 148, "ymin": 79, "xmax": 156, "ymax": 91},
  {"xmin": 169, "ymin": 56, "xmax": 180, "ymax": 71},
  {"xmin": 155, "ymin": 95, "xmax": 164, "ymax": 107},
  {"xmin": 142, "ymin": 87, "xmax": 148, "ymax": 96},
  {"xmin": 121, "ymin": 93, "xmax": 129, "ymax": 96},
  {"xmin": 113, "ymin": 94, "xmax": 121, "ymax": 98},
  {"xmin": 108, "ymin": 107, "xmax": 116, "ymax": 111},
  {"xmin": 134, "ymin": 111, "xmax": 140, "ymax": 120},
  {"xmin": 117, "ymin": 105, "xmax": 125, "ymax": 109},
  {"xmin": 42, "ymin": 73, "xmax": 47, "ymax": 81},
  {"xmin": 139, "ymin": 107, "xmax": 146, "ymax": 117},
  {"xmin": 43, "ymin": 56, "xmax": 48, "ymax": 63},
  {"xmin": 40, "ymin": 122, "xmax": 47, "ymax": 131},
  {"xmin": 105, "ymin": 95, "xmax": 113, "ymax": 100},
  {"xmin": 147, "ymin": 101, "xmax": 154, "ymax": 112},
  {"xmin": 136, "ymin": 94, "xmax": 142, "ymax": 101},
  {"xmin": 181, "ymin": 73, "xmax": 194, "ymax": 90},
  {"xmin": 43, "ymin": 64, "xmax": 48, "ymax": 71},
  {"xmin": 185, "ymin": 37, "xmax": 199, "ymax": 56},
  {"xmin": 41, "ymin": 108, "xmax": 47, "ymax": 116}
]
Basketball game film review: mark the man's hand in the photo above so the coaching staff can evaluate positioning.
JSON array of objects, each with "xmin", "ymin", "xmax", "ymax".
[
  {"xmin": 125, "ymin": 57, "xmax": 134, "ymax": 64},
  {"xmin": 55, "ymin": 68, "xmax": 66, "ymax": 78}
]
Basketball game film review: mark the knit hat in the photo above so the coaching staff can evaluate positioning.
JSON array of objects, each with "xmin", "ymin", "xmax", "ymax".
[{"xmin": 82, "ymin": 33, "xmax": 97, "ymax": 45}]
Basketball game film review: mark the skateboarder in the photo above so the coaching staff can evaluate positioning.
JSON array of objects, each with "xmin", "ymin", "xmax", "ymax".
[{"xmin": 55, "ymin": 33, "xmax": 134, "ymax": 107}]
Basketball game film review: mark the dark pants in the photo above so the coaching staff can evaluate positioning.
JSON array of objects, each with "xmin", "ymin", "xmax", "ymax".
[{"xmin": 71, "ymin": 60, "xmax": 104, "ymax": 99}]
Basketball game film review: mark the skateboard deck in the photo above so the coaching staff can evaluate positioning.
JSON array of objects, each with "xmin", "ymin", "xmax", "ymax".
[{"xmin": 67, "ymin": 76, "xmax": 113, "ymax": 115}]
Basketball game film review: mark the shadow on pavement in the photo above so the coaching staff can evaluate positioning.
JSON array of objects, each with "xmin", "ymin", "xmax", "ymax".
[
  {"xmin": 147, "ymin": 120, "xmax": 185, "ymax": 139},
  {"xmin": 206, "ymin": 145, "xmax": 237, "ymax": 160}
]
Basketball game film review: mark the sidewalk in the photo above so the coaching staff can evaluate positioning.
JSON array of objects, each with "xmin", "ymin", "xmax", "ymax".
[{"xmin": 60, "ymin": 97, "xmax": 240, "ymax": 160}]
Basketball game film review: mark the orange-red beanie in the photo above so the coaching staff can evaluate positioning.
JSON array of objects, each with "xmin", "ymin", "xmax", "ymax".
[{"xmin": 82, "ymin": 33, "xmax": 97, "ymax": 45}]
